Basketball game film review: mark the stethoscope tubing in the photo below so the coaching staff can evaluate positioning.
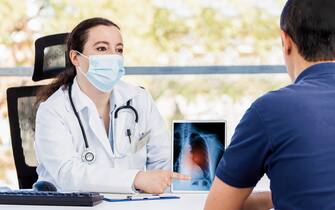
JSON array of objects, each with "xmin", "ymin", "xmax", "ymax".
[
  {"xmin": 68, "ymin": 82, "xmax": 90, "ymax": 149},
  {"xmin": 68, "ymin": 81, "xmax": 139, "ymax": 162}
]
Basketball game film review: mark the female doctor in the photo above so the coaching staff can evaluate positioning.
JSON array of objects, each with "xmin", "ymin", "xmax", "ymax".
[{"xmin": 34, "ymin": 17, "xmax": 189, "ymax": 194}]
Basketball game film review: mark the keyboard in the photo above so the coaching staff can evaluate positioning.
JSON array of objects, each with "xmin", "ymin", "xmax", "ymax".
[{"xmin": 0, "ymin": 190, "xmax": 104, "ymax": 206}]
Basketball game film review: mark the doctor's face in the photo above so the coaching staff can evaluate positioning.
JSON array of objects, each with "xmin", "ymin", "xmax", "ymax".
[{"xmin": 74, "ymin": 25, "xmax": 124, "ymax": 73}]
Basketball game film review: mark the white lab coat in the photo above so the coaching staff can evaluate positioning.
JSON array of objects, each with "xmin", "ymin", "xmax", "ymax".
[{"xmin": 34, "ymin": 78, "xmax": 171, "ymax": 193}]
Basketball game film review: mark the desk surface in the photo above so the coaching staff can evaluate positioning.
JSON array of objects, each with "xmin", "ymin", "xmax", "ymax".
[{"xmin": 0, "ymin": 193, "xmax": 208, "ymax": 210}]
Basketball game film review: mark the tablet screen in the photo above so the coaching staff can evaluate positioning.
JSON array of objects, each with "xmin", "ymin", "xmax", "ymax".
[{"xmin": 172, "ymin": 121, "xmax": 225, "ymax": 192}]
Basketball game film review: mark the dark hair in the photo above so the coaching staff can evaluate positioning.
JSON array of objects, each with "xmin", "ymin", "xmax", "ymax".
[
  {"xmin": 280, "ymin": 0, "xmax": 335, "ymax": 62},
  {"xmin": 37, "ymin": 17, "xmax": 120, "ymax": 103}
]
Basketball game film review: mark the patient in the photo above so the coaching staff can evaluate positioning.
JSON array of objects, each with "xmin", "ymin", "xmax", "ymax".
[{"xmin": 205, "ymin": 0, "xmax": 335, "ymax": 209}]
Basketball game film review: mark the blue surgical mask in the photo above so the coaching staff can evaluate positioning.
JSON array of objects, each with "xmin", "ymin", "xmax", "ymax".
[{"xmin": 76, "ymin": 51, "xmax": 125, "ymax": 92}]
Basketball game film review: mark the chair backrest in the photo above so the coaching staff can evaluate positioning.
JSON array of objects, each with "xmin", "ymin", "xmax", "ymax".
[
  {"xmin": 7, "ymin": 33, "xmax": 68, "ymax": 189},
  {"xmin": 32, "ymin": 33, "xmax": 69, "ymax": 81},
  {"xmin": 7, "ymin": 85, "xmax": 43, "ymax": 189}
]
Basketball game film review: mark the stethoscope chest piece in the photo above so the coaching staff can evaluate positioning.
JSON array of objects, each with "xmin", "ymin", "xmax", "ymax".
[{"xmin": 82, "ymin": 149, "xmax": 96, "ymax": 164}]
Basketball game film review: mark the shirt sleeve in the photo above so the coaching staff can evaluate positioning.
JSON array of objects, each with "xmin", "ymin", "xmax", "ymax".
[{"xmin": 215, "ymin": 104, "xmax": 272, "ymax": 188}]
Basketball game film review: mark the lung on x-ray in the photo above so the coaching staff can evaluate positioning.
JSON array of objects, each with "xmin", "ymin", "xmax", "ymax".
[{"xmin": 172, "ymin": 121, "xmax": 225, "ymax": 191}]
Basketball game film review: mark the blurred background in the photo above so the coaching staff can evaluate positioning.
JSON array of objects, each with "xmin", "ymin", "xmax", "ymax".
[{"xmin": 0, "ymin": 0, "xmax": 289, "ymax": 189}]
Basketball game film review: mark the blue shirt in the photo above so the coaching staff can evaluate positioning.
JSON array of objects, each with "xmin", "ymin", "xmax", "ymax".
[{"xmin": 216, "ymin": 63, "xmax": 335, "ymax": 210}]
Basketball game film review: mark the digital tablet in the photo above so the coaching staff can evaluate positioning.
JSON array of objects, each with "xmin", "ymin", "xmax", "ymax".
[{"xmin": 171, "ymin": 120, "xmax": 226, "ymax": 193}]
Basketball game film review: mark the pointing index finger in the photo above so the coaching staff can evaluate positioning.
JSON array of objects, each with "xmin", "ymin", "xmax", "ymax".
[{"xmin": 171, "ymin": 172, "xmax": 192, "ymax": 180}]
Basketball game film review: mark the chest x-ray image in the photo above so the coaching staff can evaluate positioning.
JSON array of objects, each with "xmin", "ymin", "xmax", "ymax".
[{"xmin": 172, "ymin": 121, "xmax": 225, "ymax": 192}]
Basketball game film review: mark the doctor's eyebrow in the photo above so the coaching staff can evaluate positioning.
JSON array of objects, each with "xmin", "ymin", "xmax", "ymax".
[
  {"xmin": 93, "ymin": 41, "xmax": 110, "ymax": 46},
  {"xmin": 93, "ymin": 41, "xmax": 123, "ymax": 47}
]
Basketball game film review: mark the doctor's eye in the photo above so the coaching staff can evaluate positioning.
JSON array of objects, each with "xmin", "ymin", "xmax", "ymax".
[
  {"xmin": 116, "ymin": 48, "xmax": 123, "ymax": 54},
  {"xmin": 96, "ymin": 46, "xmax": 107, "ymax": 52}
]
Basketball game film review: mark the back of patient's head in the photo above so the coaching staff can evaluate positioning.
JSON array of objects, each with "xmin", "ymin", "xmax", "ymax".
[{"xmin": 280, "ymin": 0, "xmax": 335, "ymax": 62}]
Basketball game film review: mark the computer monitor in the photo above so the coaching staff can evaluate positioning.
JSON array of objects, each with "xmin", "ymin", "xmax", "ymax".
[{"xmin": 171, "ymin": 120, "xmax": 226, "ymax": 193}]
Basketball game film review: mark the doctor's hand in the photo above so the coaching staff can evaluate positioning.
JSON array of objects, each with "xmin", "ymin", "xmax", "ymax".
[{"xmin": 134, "ymin": 170, "xmax": 191, "ymax": 194}]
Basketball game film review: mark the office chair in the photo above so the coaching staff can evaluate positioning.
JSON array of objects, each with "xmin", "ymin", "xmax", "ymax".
[{"xmin": 7, "ymin": 33, "xmax": 69, "ymax": 189}]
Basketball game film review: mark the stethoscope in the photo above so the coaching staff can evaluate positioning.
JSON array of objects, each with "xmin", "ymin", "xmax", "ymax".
[
  {"xmin": 112, "ymin": 100, "xmax": 139, "ymax": 159},
  {"xmin": 68, "ymin": 81, "xmax": 139, "ymax": 164}
]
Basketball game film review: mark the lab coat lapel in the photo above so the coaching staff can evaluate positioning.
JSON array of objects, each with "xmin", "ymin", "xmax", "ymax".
[
  {"xmin": 70, "ymin": 78, "xmax": 114, "ymax": 158},
  {"xmin": 87, "ymin": 110, "xmax": 113, "ymax": 157},
  {"xmin": 112, "ymin": 81, "xmax": 137, "ymax": 107}
]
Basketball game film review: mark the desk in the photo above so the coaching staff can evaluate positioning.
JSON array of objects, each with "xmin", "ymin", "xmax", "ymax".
[{"xmin": 0, "ymin": 193, "xmax": 208, "ymax": 210}]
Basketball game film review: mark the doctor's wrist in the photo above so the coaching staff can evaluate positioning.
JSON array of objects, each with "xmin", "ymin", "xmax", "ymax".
[{"xmin": 134, "ymin": 171, "xmax": 145, "ymax": 191}]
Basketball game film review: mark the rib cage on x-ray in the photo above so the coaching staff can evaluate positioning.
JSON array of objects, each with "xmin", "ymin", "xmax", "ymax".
[{"xmin": 173, "ymin": 122, "xmax": 225, "ymax": 191}]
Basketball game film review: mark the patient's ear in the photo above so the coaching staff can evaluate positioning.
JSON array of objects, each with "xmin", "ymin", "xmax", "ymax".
[{"xmin": 280, "ymin": 30, "xmax": 293, "ymax": 56}]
